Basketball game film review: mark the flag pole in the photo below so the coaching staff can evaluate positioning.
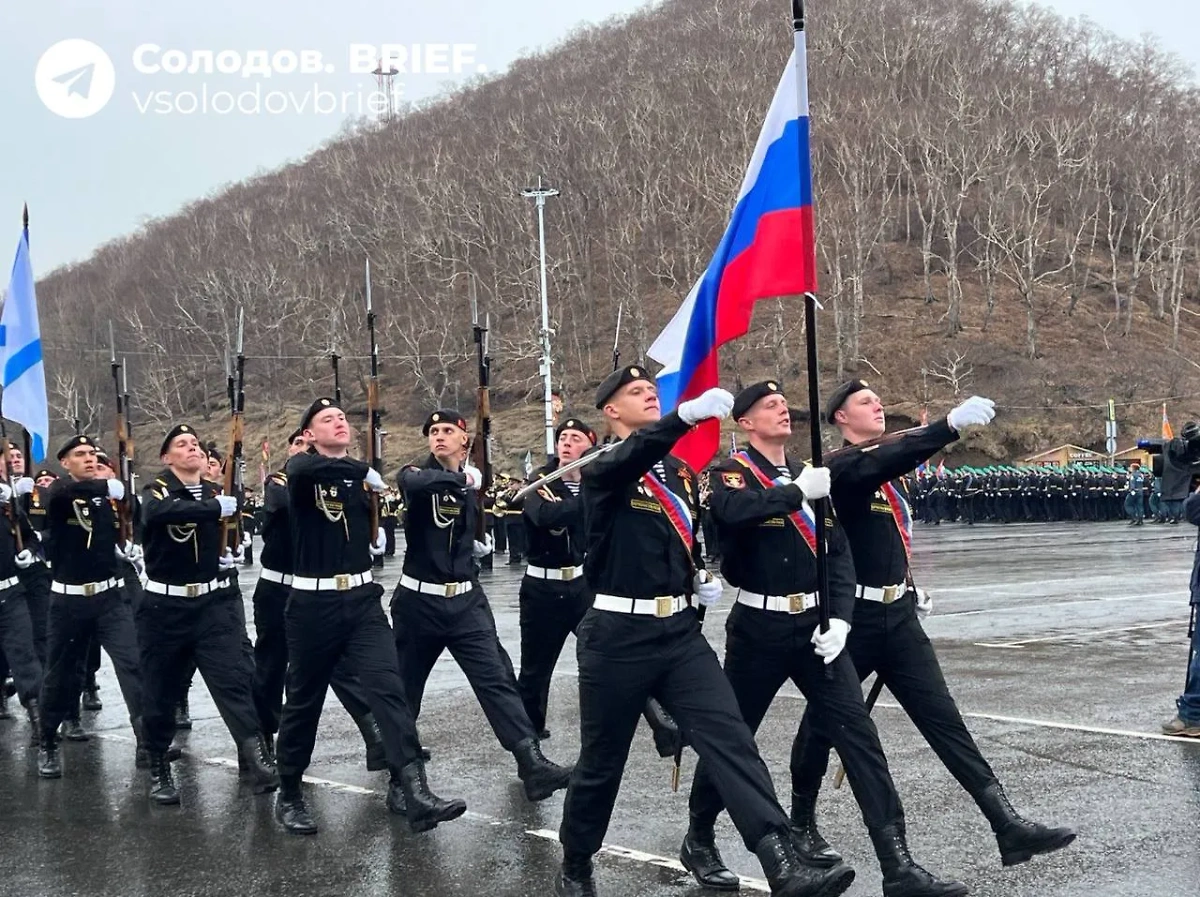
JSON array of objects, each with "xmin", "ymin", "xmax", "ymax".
[
  {"xmin": 20, "ymin": 204, "xmax": 33, "ymax": 465},
  {"xmin": 792, "ymin": 0, "xmax": 831, "ymax": 635}
]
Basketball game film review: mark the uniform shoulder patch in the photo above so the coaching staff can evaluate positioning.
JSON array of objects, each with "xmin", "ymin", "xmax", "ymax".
[
  {"xmin": 721, "ymin": 471, "xmax": 746, "ymax": 489},
  {"xmin": 270, "ymin": 472, "xmax": 287, "ymax": 484},
  {"xmin": 155, "ymin": 477, "xmax": 169, "ymax": 487}
]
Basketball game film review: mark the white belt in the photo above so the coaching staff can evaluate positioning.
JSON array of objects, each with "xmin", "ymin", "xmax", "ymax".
[
  {"xmin": 51, "ymin": 577, "xmax": 124, "ymax": 596},
  {"xmin": 399, "ymin": 574, "xmax": 473, "ymax": 598},
  {"xmin": 525, "ymin": 564, "xmax": 585, "ymax": 582},
  {"xmin": 291, "ymin": 571, "xmax": 373, "ymax": 592},
  {"xmin": 260, "ymin": 568, "xmax": 293, "ymax": 585},
  {"xmin": 855, "ymin": 583, "xmax": 908, "ymax": 603},
  {"xmin": 0, "ymin": 575, "xmax": 20, "ymax": 591},
  {"xmin": 145, "ymin": 578, "xmax": 219, "ymax": 598},
  {"xmin": 736, "ymin": 590, "xmax": 818, "ymax": 614},
  {"xmin": 593, "ymin": 593, "xmax": 689, "ymax": 618}
]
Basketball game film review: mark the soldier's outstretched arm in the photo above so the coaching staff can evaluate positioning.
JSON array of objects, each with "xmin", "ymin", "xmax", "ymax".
[
  {"xmin": 141, "ymin": 485, "xmax": 221, "ymax": 526},
  {"xmin": 831, "ymin": 419, "xmax": 958, "ymax": 495},
  {"xmin": 397, "ymin": 466, "xmax": 466, "ymax": 498},
  {"xmin": 583, "ymin": 411, "xmax": 690, "ymax": 489}
]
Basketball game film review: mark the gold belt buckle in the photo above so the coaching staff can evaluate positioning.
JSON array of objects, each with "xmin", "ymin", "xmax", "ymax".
[
  {"xmin": 335, "ymin": 574, "xmax": 351, "ymax": 591},
  {"xmin": 83, "ymin": 582, "xmax": 96, "ymax": 597},
  {"xmin": 788, "ymin": 593, "xmax": 803, "ymax": 614},
  {"xmin": 655, "ymin": 596, "xmax": 673, "ymax": 618},
  {"xmin": 185, "ymin": 584, "xmax": 199, "ymax": 598},
  {"xmin": 444, "ymin": 582, "xmax": 457, "ymax": 598},
  {"xmin": 882, "ymin": 585, "xmax": 898, "ymax": 604},
  {"xmin": 560, "ymin": 566, "xmax": 574, "ymax": 580}
]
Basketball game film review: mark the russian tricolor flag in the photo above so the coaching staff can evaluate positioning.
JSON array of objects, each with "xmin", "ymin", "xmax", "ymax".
[{"xmin": 648, "ymin": 33, "xmax": 816, "ymax": 472}]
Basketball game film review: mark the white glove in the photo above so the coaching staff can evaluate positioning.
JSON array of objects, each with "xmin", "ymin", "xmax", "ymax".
[
  {"xmin": 0, "ymin": 482, "xmax": 11, "ymax": 504},
  {"xmin": 811, "ymin": 618, "xmax": 851, "ymax": 664},
  {"xmin": 915, "ymin": 587, "xmax": 933, "ymax": 620},
  {"xmin": 678, "ymin": 388, "xmax": 735, "ymax": 425},
  {"xmin": 946, "ymin": 396, "xmax": 995, "ymax": 432},
  {"xmin": 13, "ymin": 477, "xmax": 34, "ymax": 496},
  {"xmin": 107, "ymin": 479, "xmax": 126, "ymax": 501},
  {"xmin": 14, "ymin": 549, "xmax": 35, "ymax": 569},
  {"xmin": 365, "ymin": 468, "xmax": 386, "ymax": 492},
  {"xmin": 241, "ymin": 531, "xmax": 253, "ymax": 549},
  {"xmin": 124, "ymin": 543, "xmax": 144, "ymax": 564},
  {"xmin": 796, "ymin": 466, "xmax": 831, "ymax": 501},
  {"xmin": 693, "ymin": 571, "xmax": 724, "ymax": 606},
  {"xmin": 218, "ymin": 549, "xmax": 238, "ymax": 570},
  {"xmin": 463, "ymin": 464, "xmax": 483, "ymax": 490},
  {"xmin": 472, "ymin": 533, "xmax": 494, "ymax": 559},
  {"xmin": 115, "ymin": 544, "xmax": 129, "ymax": 562},
  {"xmin": 216, "ymin": 495, "xmax": 238, "ymax": 517},
  {"xmin": 369, "ymin": 528, "xmax": 386, "ymax": 557}
]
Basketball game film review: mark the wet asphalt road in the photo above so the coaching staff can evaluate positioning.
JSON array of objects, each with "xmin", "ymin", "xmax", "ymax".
[{"xmin": 2, "ymin": 520, "xmax": 1198, "ymax": 897}]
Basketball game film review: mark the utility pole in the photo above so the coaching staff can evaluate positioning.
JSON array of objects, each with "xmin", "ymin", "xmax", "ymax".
[{"xmin": 521, "ymin": 176, "xmax": 560, "ymax": 460}]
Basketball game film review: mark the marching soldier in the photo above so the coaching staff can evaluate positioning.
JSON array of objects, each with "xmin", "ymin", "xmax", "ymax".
[
  {"xmin": 0, "ymin": 473, "xmax": 43, "ymax": 744},
  {"xmin": 138, "ymin": 424, "xmax": 277, "ymax": 805},
  {"xmin": 34, "ymin": 435, "xmax": 145, "ymax": 779},
  {"xmin": 9, "ymin": 447, "xmax": 52, "ymax": 669},
  {"xmin": 393, "ymin": 409, "xmax": 573, "ymax": 805},
  {"xmin": 251, "ymin": 426, "xmax": 386, "ymax": 770},
  {"xmin": 556, "ymin": 365, "xmax": 850, "ymax": 897},
  {"xmin": 681, "ymin": 381, "xmax": 962, "ymax": 897},
  {"xmin": 790, "ymin": 381, "xmax": 1075, "ymax": 877},
  {"xmin": 381, "ymin": 487, "xmax": 400, "ymax": 557},
  {"xmin": 273, "ymin": 398, "xmax": 464, "ymax": 835}
]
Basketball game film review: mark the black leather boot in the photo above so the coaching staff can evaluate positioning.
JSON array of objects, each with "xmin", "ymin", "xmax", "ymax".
[
  {"xmin": 385, "ymin": 767, "xmax": 407, "ymax": 816},
  {"xmin": 0, "ymin": 687, "xmax": 11, "ymax": 719},
  {"xmin": 60, "ymin": 716, "xmax": 89, "ymax": 742},
  {"xmin": 149, "ymin": 753, "xmax": 180, "ymax": 805},
  {"xmin": 869, "ymin": 823, "xmax": 967, "ymax": 897},
  {"xmin": 754, "ymin": 830, "xmax": 855, "ymax": 897},
  {"xmin": 514, "ymin": 737, "xmax": 572, "ymax": 801},
  {"xmin": 82, "ymin": 678, "xmax": 103, "ymax": 711},
  {"xmin": 38, "ymin": 733, "xmax": 63, "ymax": 779},
  {"xmin": 975, "ymin": 782, "xmax": 1076, "ymax": 866},
  {"xmin": 352, "ymin": 713, "xmax": 387, "ymax": 771},
  {"xmin": 790, "ymin": 788, "xmax": 843, "ymax": 868},
  {"xmin": 275, "ymin": 792, "xmax": 318, "ymax": 834},
  {"xmin": 25, "ymin": 699, "xmax": 40, "ymax": 746},
  {"xmin": 555, "ymin": 853, "xmax": 598, "ymax": 897},
  {"xmin": 174, "ymin": 696, "xmax": 192, "ymax": 730},
  {"xmin": 644, "ymin": 698, "xmax": 683, "ymax": 758},
  {"xmin": 398, "ymin": 759, "xmax": 467, "ymax": 833},
  {"xmin": 237, "ymin": 734, "xmax": 280, "ymax": 795},
  {"xmin": 680, "ymin": 815, "xmax": 740, "ymax": 890}
]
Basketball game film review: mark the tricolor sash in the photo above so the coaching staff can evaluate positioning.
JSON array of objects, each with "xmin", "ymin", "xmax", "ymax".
[
  {"xmin": 642, "ymin": 469, "xmax": 694, "ymax": 551},
  {"xmin": 732, "ymin": 452, "xmax": 818, "ymax": 555},
  {"xmin": 879, "ymin": 480, "xmax": 913, "ymax": 560}
]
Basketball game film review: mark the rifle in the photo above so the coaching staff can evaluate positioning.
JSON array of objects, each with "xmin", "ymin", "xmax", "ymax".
[
  {"xmin": 108, "ymin": 323, "xmax": 135, "ymax": 545},
  {"xmin": 0, "ymin": 403, "xmax": 23, "ymax": 554},
  {"xmin": 1188, "ymin": 604, "xmax": 1197, "ymax": 694},
  {"xmin": 365, "ymin": 258, "xmax": 382, "ymax": 535},
  {"xmin": 219, "ymin": 308, "xmax": 246, "ymax": 554},
  {"xmin": 330, "ymin": 309, "xmax": 343, "ymax": 405},
  {"xmin": 601, "ymin": 303, "xmax": 624, "ymax": 446},
  {"xmin": 469, "ymin": 279, "xmax": 493, "ymax": 542}
]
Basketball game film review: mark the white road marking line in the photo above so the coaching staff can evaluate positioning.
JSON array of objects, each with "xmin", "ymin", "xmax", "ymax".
[
  {"xmin": 526, "ymin": 828, "xmax": 771, "ymax": 892},
  {"xmin": 974, "ymin": 620, "xmax": 1179, "ymax": 648},
  {"xmin": 934, "ymin": 575, "xmax": 1189, "ymax": 595},
  {"xmin": 936, "ymin": 593, "xmax": 1182, "ymax": 618}
]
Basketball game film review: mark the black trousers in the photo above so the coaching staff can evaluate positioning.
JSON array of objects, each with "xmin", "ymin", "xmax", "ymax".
[
  {"xmin": 179, "ymin": 579, "xmax": 253, "ymax": 697},
  {"xmin": 791, "ymin": 596, "xmax": 997, "ymax": 799},
  {"xmin": 391, "ymin": 584, "xmax": 534, "ymax": 751},
  {"xmin": 517, "ymin": 575, "xmax": 592, "ymax": 733},
  {"xmin": 18, "ymin": 563, "xmax": 51, "ymax": 665},
  {"xmin": 41, "ymin": 587, "xmax": 143, "ymax": 734},
  {"xmin": 251, "ymin": 576, "xmax": 373, "ymax": 735},
  {"xmin": 689, "ymin": 604, "xmax": 901, "ymax": 831},
  {"xmin": 506, "ymin": 519, "xmax": 527, "ymax": 562},
  {"xmin": 492, "ymin": 515, "xmax": 508, "ymax": 553},
  {"xmin": 560, "ymin": 606, "xmax": 789, "ymax": 857},
  {"xmin": 137, "ymin": 588, "xmax": 260, "ymax": 754},
  {"xmin": 275, "ymin": 582, "xmax": 421, "ymax": 778},
  {"xmin": 383, "ymin": 518, "xmax": 398, "ymax": 556},
  {"xmin": 0, "ymin": 582, "xmax": 42, "ymax": 705}
]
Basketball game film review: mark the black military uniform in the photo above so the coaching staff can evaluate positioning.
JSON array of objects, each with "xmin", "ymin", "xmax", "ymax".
[
  {"xmin": 683, "ymin": 382, "xmax": 956, "ymax": 897},
  {"xmin": 392, "ymin": 408, "xmax": 571, "ymax": 803},
  {"xmin": 381, "ymin": 489, "xmax": 400, "ymax": 557},
  {"xmin": 138, "ymin": 424, "xmax": 276, "ymax": 805},
  {"xmin": 273, "ymin": 398, "xmax": 464, "ymax": 836},
  {"xmin": 36, "ymin": 435, "xmax": 145, "ymax": 778},
  {"xmin": 0, "ymin": 482, "xmax": 42, "ymax": 743},
  {"xmin": 516, "ymin": 418, "xmax": 596, "ymax": 738},
  {"xmin": 791, "ymin": 381, "xmax": 1076, "ymax": 873},
  {"xmin": 15, "ymin": 471, "xmax": 53, "ymax": 668},
  {"xmin": 557, "ymin": 367, "xmax": 847, "ymax": 897},
  {"xmin": 251, "ymin": 426, "xmax": 386, "ymax": 770}
]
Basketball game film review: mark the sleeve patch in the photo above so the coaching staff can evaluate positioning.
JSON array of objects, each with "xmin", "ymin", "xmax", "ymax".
[{"xmin": 721, "ymin": 472, "xmax": 746, "ymax": 489}]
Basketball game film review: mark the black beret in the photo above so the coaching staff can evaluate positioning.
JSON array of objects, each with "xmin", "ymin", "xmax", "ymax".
[
  {"xmin": 300, "ymin": 397, "xmax": 341, "ymax": 432},
  {"xmin": 35, "ymin": 469, "xmax": 58, "ymax": 480},
  {"xmin": 159, "ymin": 424, "xmax": 198, "ymax": 456},
  {"xmin": 206, "ymin": 446, "xmax": 223, "ymax": 463},
  {"xmin": 56, "ymin": 434, "xmax": 96, "ymax": 461},
  {"xmin": 824, "ymin": 379, "xmax": 872, "ymax": 424},
  {"xmin": 95, "ymin": 451, "xmax": 113, "ymax": 469},
  {"xmin": 555, "ymin": 417, "xmax": 597, "ymax": 445},
  {"xmin": 732, "ymin": 380, "xmax": 786, "ymax": 420},
  {"xmin": 594, "ymin": 364, "xmax": 654, "ymax": 409},
  {"xmin": 423, "ymin": 409, "xmax": 468, "ymax": 436},
  {"xmin": 287, "ymin": 427, "xmax": 304, "ymax": 445}
]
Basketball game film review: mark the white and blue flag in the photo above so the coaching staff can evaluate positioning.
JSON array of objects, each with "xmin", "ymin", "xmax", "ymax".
[{"xmin": 0, "ymin": 220, "xmax": 49, "ymax": 462}]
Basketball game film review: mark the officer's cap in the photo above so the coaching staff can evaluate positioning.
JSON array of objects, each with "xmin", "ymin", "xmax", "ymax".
[
  {"xmin": 555, "ymin": 417, "xmax": 597, "ymax": 445},
  {"xmin": 824, "ymin": 379, "xmax": 873, "ymax": 424},
  {"xmin": 56, "ymin": 434, "xmax": 96, "ymax": 461},
  {"xmin": 732, "ymin": 380, "xmax": 788, "ymax": 420},
  {"xmin": 423, "ymin": 409, "xmax": 467, "ymax": 437},
  {"xmin": 594, "ymin": 364, "xmax": 654, "ymax": 410},
  {"xmin": 300, "ymin": 397, "xmax": 342, "ymax": 432},
  {"xmin": 159, "ymin": 424, "xmax": 198, "ymax": 456}
]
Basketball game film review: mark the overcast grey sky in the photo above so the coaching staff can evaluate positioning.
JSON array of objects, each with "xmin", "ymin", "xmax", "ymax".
[{"xmin": 2, "ymin": 0, "xmax": 1198, "ymax": 276}]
